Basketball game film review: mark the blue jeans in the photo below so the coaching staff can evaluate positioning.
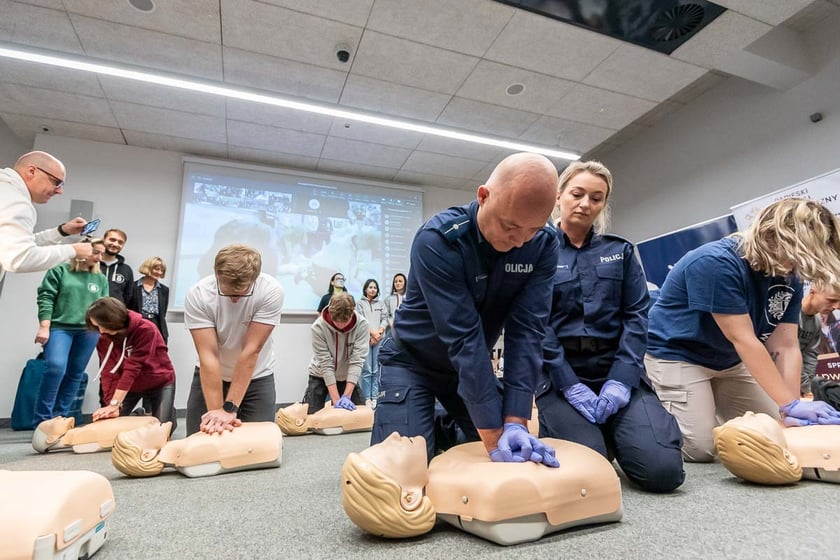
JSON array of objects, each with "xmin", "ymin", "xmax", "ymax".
[
  {"xmin": 359, "ymin": 338, "xmax": 382, "ymax": 401},
  {"xmin": 35, "ymin": 328, "xmax": 99, "ymax": 424}
]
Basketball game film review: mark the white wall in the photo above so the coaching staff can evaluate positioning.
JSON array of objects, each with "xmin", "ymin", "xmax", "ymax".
[
  {"xmin": 606, "ymin": 17, "xmax": 840, "ymax": 243},
  {"xmin": 0, "ymin": 119, "xmax": 28, "ymax": 165},
  {"xmin": 0, "ymin": 135, "xmax": 472, "ymax": 417}
]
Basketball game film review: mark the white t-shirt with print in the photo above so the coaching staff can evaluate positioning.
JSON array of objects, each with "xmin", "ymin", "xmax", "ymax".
[{"xmin": 184, "ymin": 273, "xmax": 284, "ymax": 381}]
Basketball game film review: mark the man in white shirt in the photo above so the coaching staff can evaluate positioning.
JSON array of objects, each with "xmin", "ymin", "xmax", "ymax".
[
  {"xmin": 0, "ymin": 151, "xmax": 92, "ymax": 297},
  {"xmin": 184, "ymin": 244, "xmax": 285, "ymax": 435}
]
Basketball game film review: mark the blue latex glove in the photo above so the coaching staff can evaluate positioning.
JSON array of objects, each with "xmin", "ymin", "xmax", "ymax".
[
  {"xmin": 334, "ymin": 396, "xmax": 356, "ymax": 411},
  {"xmin": 779, "ymin": 399, "xmax": 840, "ymax": 427},
  {"xmin": 594, "ymin": 380, "xmax": 632, "ymax": 424},
  {"xmin": 562, "ymin": 383, "xmax": 598, "ymax": 423},
  {"xmin": 490, "ymin": 423, "xmax": 560, "ymax": 468}
]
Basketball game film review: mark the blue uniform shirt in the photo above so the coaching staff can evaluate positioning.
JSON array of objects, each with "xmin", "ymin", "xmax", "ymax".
[
  {"xmin": 391, "ymin": 200, "xmax": 559, "ymax": 429},
  {"xmin": 543, "ymin": 229, "xmax": 650, "ymax": 390},
  {"xmin": 647, "ymin": 237, "xmax": 802, "ymax": 370}
]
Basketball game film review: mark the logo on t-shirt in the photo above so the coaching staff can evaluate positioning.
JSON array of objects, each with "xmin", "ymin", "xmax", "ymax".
[
  {"xmin": 113, "ymin": 273, "xmax": 126, "ymax": 284},
  {"xmin": 88, "ymin": 283, "xmax": 102, "ymax": 293},
  {"xmin": 505, "ymin": 263, "xmax": 533, "ymax": 273},
  {"xmin": 766, "ymin": 284, "xmax": 795, "ymax": 324}
]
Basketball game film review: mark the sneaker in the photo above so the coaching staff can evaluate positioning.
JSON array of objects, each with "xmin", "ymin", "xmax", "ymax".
[
  {"xmin": 365, "ymin": 399, "xmax": 373, "ymax": 408},
  {"xmin": 370, "ymin": 398, "xmax": 377, "ymax": 410}
]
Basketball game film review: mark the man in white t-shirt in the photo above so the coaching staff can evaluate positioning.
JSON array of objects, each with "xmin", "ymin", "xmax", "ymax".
[{"xmin": 184, "ymin": 244, "xmax": 285, "ymax": 435}]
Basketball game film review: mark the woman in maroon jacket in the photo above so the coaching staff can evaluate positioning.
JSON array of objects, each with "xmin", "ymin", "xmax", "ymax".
[{"xmin": 85, "ymin": 297, "xmax": 176, "ymax": 426}]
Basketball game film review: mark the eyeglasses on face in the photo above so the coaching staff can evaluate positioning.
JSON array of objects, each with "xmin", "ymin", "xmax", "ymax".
[
  {"xmin": 35, "ymin": 166, "xmax": 64, "ymax": 189},
  {"xmin": 216, "ymin": 275, "xmax": 256, "ymax": 298}
]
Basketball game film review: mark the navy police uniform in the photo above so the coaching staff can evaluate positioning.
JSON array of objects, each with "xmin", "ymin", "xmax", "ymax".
[
  {"xmin": 371, "ymin": 200, "xmax": 559, "ymax": 461},
  {"xmin": 536, "ymin": 229, "xmax": 685, "ymax": 492}
]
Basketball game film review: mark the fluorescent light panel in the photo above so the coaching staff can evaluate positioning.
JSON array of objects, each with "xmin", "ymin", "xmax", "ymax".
[{"xmin": 0, "ymin": 43, "xmax": 579, "ymax": 161}]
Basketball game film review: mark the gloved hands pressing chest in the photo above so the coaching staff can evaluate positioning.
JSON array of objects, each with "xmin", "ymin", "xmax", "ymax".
[
  {"xmin": 490, "ymin": 423, "xmax": 560, "ymax": 468},
  {"xmin": 594, "ymin": 380, "xmax": 631, "ymax": 424},
  {"xmin": 562, "ymin": 383, "xmax": 599, "ymax": 423},
  {"xmin": 335, "ymin": 396, "xmax": 356, "ymax": 411},
  {"xmin": 779, "ymin": 399, "xmax": 840, "ymax": 427}
]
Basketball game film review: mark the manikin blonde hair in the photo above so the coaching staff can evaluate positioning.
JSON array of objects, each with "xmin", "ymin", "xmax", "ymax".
[
  {"xmin": 713, "ymin": 421, "xmax": 801, "ymax": 485},
  {"xmin": 553, "ymin": 160, "xmax": 613, "ymax": 235},
  {"xmin": 275, "ymin": 403, "xmax": 309, "ymax": 436},
  {"xmin": 733, "ymin": 198, "xmax": 840, "ymax": 286},
  {"xmin": 111, "ymin": 431, "xmax": 165, "ymax": 477},
  {"xmin": 341, "ymin": 452, "xmax": 435, "ymax": 538},
  {"xmin": 69, "ymin": 239, "xmax": 105, "ymax": 273}
]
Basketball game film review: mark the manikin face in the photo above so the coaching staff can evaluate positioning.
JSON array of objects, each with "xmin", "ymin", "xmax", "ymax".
[
  {"xmin": 103, "ymin": 232, "xmax": 126, "ymax": 257},
  {"xmin": 393, "ymin": 275, "xmax": 405, "ymax": 293},
  {"xmin": 726, "ymin": 412, "xmax": 787, "ymax": 447},
  {"xmin": 557, "ymin": 171, "xmax": 608, "ymax": 232},
  {"xmin": 126, "ymin": 421, "xmax": 173, "ymax": 461},
  {"xmin": 477, "ymin": 185, "xmax": 549, "ymax": 252},
  {"xmin": 361, "ymin": 432, "xmax": 428, "ymax": 511}
]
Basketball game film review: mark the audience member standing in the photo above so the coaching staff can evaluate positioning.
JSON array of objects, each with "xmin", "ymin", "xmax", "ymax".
[
  {"xmin": 384, "ymin": 273, "xmax": 406, "ymax": 334},
  {"xmin": 317, "ymin": 272, "xmax": 346, "ymax": 312},
  {"xmin": 0, "ymin": 151, "xmax": 92, "ymax": 298},
  {"xmin": 356, "ymin": 278, "xmax": 387, "ymax": 407},
  {"xmin": 129, "ymin": 256, "xmax": 170, "ymax": 343},
  {"xmin": 33, "ymin": 238, "xmax": 108, "ymax": 425},
  {"xmin": 100, "ymin": 228, "xmax": 134, "ymax": 306}
]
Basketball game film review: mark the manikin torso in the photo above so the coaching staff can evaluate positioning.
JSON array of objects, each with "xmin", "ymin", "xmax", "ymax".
[
  {"xmin": 276, "ymin": 402, "xmax": 373, "ymax": 435},
  {"xmin": 33, "ymin": 416, "xmax": 160, "ymax": 453}
]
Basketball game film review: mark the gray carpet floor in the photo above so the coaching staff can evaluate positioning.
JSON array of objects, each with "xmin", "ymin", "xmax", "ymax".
[{"xmin": 1, "ymin": 424, "xmax": 836, "ymax": 560}]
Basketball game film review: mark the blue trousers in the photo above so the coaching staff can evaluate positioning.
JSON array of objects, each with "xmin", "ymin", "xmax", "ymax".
[
  {"xmin": 371, "ymin": 337, "xmax": 480, "ymax": 461},
  {"xmin": 35, "ymin": 328, "xmax": 99, "ymax": 423},
  {"xmin": 359, "ymin": 338, "xmax": 381, "ymax": 401}
]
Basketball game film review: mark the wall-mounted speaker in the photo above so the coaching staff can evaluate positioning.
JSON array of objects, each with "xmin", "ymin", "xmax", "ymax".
[{"xmin": 69, "ymin": 199, "xmax": 94, "ymax": 221}]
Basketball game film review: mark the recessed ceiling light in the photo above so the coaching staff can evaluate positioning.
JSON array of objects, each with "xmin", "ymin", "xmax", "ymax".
[
  {"xmin": 129, "ymin": 0, "xmax": 155, "ymax": 13},
  {"xmin": 506, "ymin": 83, "xmax": 525, "ymax": 96}
]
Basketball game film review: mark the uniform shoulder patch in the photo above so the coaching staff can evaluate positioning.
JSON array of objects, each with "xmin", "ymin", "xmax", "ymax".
[{"xmin": 434, "ymin": 215, "xmax": 473, "ymax": 242}]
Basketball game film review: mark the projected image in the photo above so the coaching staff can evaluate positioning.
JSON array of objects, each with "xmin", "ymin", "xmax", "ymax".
[{"xmin": 173, "ymin": 164, "xmax": 423, "ymax": 312}]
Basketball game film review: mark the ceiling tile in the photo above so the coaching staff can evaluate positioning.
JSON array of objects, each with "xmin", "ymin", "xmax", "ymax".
[
  {"xmin": 316, "ymin": 159, "xmax": 398, "ymax": 181},
  {"xmin": 671, "ymin": 10, "xmax": 772, "ymax": 69},
  {"xmin": 393, "ymin": 170, "xmax": 475, "ymax": 190},
  {"xmin": 713, "ymin": 0, "xmax": 815, "ymax": 25},
  {"xmin": 222, "ymin": 47, "xmax": 345, "ymax": 103},
  {"xmin": 221, "ymin": 0, "xmax": 363, "ymax": 70},
  {"xmin": 339, "ymin": 75, "xmax": 450, "ymax": 122},
  {"xmin": 327, "ymin": 120, "xmax": 422, "ymax": 150},
  {"xmin": 401, "ymin": 151, "xmax": 487, "ymax": 179},
  {"xmin": 484, "ymin": 9, "xmax": 619, "ymax": 81},
  {"xmin": 0, "ymin": 0, "xmax": 83, "ymax": 53},
  {"xmin": 110, "ymin": 101, "xmax": 227, "ymax": 143},
  {"xmin": 226, "ymin": 100, "xmax": 334, "ymax": 135},
  {"xmin": 227, "ymin": 146, "xmax": 320, "ymax": 170},
  {"xmin": 583, "ymin": 45, "xmax": 707, "ymax": 102},
  {"xmin": 253, "ymin": 0, "xmax": 374, "ymax": 27},
  {"xmin": 123, "ymin": 130, "xmax": 229, "ymax": 158},
  {"xmin": 414, "ymin": 136, "xmax": 505, "ymax": 161},
  {"xmin": 456, "ymin": 60, "xmax": 575, "ymax": 114},
  {"xmin": 352, "ymin": 31, "xmax": 479, "ymax": 94},
  {"xmin": 546, "ymin": 84, "xmax": 656, "ymax": 130},
  {"xmin": 1, "ymin": 112, "xmax": 124, "ymax": 147},
  {"xmin": 366, "ymin": 0, "xmax": 513, "ymax": 56},
  {"xmin": 0, "ymin": 83, "xmax": 118, "ymax": 127},
  {"xmin": 70, "ymin": 14, "xmax": 223, "ymax": 80},
  {"xmin": 436, "ymin": 97, "xmax": 541, "ymax": 137},
  {"xmin": 0, "ymin": 59, "xmax": 104, "ymax": 96},
  {"xmin": 226, "ymin": 120, "xmax": 326, "ymax": 157},
  {"xmin": 98, "ymin": 77, "xmax": 226, "ymax": 117},
  {"xmin": 64, "ymin": 0, "xmax": 221, "ymax": 42},
  {"xmin": 320, "ymin": 137, "xmax": 411, "ymax": 168},
  {"xmin": 519, "ymin": 116, "xmax": 616, "ymax": 154}
]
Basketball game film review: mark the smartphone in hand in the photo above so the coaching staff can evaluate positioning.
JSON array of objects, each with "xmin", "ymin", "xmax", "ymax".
[{"xmin": 81, "ymin": 218, "xmax": 101, "ymax": 237}]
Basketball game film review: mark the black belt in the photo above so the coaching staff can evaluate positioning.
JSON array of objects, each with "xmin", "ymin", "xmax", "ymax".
[{"xmin": 560, "ymin": 337, "xmax": 619, "ymax": 353}]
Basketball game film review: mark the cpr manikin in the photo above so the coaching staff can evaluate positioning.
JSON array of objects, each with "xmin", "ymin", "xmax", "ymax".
[
  {"xmin": 342, "ymin": 432, "xmax": 623, "ymax": 545},
  {"xmin": 0, "ymin": 469, "xmax": 115, "ymax": 560},
  {"xmin": 276, "ymin": 402, "xmax": 373, "ymax": 436},
  {"xmin": 714, "ymin": 411, "xmax": 840, "ymax": 485},
  {"xmin": 111, "ymin": 421, "xmax": 283, "ymax": 478},
  {"xmin": 33, "ymin": 415, "xmax": 159, "ymax": 454}
]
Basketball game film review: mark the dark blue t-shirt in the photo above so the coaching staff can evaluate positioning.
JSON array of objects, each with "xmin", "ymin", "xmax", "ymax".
[{"xmin": 647, "ymin": 237, "xmax": 802, "ymax": 370}]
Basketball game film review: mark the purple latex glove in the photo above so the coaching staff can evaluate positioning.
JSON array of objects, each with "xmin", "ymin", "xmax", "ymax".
[
  {"xmin": 562, "ymin": 383, "xmax": 598, "ymax": 423},
  {"xmin": 490, "ymin": 423, "xmax": 560, "ymax": 467},
  {"xmin": 334, "ymin": 395, "xmax": 356, "ymax": 411},
  {"xmin": 594, "ymin": 380, "xmax": 632, "ymax": 424},
  {"xmin": 779, "ymin": 399, "xmax": 840, "ymax": 427}
]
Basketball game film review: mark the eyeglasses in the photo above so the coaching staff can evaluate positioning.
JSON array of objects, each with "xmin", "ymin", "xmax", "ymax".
[
  {"xmin": 35, "ymin": 166, "xmax": 64, "ymax": 189},
  {"xmin": 216, "ymin": 275, "xmax": 255, "ymax": 298},
  {"xmin": 334, "ymin": 276, "xmax": 346, "ymax": 282}
]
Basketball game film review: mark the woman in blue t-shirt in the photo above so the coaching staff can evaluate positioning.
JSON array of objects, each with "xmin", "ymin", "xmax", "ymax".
[{"xmin": 645, "ymin": 198, "xmax": 840, "ymax": 462}]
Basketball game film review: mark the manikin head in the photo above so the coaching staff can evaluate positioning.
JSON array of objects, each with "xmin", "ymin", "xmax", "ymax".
[
  {"xmin": 275, "ymin": 402, "xmax": 310, "ymax": 435},
  {"xmin": 341, "ymin": 432, "xmax": 435, "ymax": 538},
  {"xmin": 111, "ymin": 422, "xmax": 173, "ymax": 477},
  {"xmin": 13, "ymin": 151, "xmax": 66, "ymax": 204},
  {"xmin": 713, "ymin": 412, "xmax": 801, "ymax": 485},
  {"xmin": 475, "ymin": 153, "xmax": 558, "ymax": 252}
]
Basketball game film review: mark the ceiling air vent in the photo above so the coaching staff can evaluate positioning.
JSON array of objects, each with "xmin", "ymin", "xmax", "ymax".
[{"xmin": 650, "ymin": 3, "xmax": 705, "ymax": 42}]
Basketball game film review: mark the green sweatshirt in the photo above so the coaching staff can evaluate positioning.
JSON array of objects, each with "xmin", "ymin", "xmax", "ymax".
[{"xmin": 37, "ymin": 263, "xmax": 109, "ymax": 329}]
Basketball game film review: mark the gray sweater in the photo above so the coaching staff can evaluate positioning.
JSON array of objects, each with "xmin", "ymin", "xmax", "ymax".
[{"xmin": 308, "ymin": 310, "xmax": 369, "ymax": 386}]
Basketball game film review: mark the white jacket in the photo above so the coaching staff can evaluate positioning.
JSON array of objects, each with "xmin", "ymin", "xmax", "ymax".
[{"xmin": 0, "ymin": 167, "xmax": 74, "ymax": 285}]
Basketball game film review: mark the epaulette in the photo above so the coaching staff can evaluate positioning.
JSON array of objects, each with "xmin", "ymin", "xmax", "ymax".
[{"xmin": 434, "ymin": 216, "xmax": 472, "ymax": 243}]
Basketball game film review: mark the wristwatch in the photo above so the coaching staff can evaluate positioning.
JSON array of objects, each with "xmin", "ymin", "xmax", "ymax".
[
  {"xmin": 222, "ymin": 400, "xmax": 240, "ymax": 414},
  {"xmin": 109, "ymin": 399, "xmax": 122, "ymax": 407}
]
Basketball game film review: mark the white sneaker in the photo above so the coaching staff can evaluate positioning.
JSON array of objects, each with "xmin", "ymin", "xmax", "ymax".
[
  {"xmin": 365, "ymin": 399, "xmax": 373, "ymax": 408},
  {"xmin": 370, "ymin": 398, "xmax": 377, "ymax": 409}
]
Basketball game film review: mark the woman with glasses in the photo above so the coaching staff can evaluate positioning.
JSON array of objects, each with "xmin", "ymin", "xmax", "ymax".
[
  {"xmin": 33, "ymin": 237, "xmax": 108, "ymax": 426},
  {"xmin": 317, "ymin": 272, "xmax": 346, "ymax": 312}
]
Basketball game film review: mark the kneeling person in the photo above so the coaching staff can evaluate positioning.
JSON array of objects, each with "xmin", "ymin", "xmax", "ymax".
[{"xmin": 303, "ymin": 292, "xmax": 368, "ymax": 413}]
